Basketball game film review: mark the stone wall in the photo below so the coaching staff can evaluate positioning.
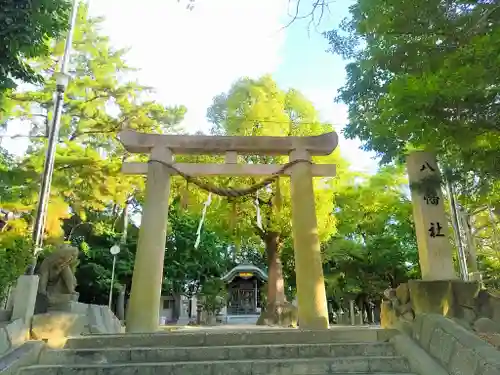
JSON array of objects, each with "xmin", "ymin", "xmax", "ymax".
[
  {"xmin": 381, "ymin": 280, "xmax": 500, "ymax": 333},
  {"xmin": 0, "ymin": 319, "xmax": 30, "ymax": 356},
  {"xmin": 0, "ymin": 341, "xmax": 44, "ymax": 375},
  {"xmin": 412, "ymin": 314, "xmax": 500, "ymax": 375},
  {"xmin": 381, "ymin": 280, "xmax": 500, "ymax": 375}
]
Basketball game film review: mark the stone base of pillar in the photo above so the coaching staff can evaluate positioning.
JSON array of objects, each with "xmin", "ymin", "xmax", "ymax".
[
  {"xmin": 380, "ymin": 279, "xmax": 500, "ymax": 330},
  {"xmin": 380, "ymin": 301, "xmax": 397, "ymax": 329},
  {"xmin": 408, "ymin": 279, "xmax": 480, "ymax": 318},
  {"xmin": 11, "ymin": 275, "xmax": 39, "ymax": 323}
]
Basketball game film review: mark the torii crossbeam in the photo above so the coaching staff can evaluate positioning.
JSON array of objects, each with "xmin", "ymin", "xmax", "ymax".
[{"xmin": 119, "ymin": 129, "xmax": 338, "ymax": 333}]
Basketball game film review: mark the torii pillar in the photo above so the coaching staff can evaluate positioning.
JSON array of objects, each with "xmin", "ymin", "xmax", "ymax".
[
  {"xmin": 289, "ymin": 149, "xmax": 330, "ymax": 329},
  {"xmin": 125, "ymin": 146, "xmax": 173, "ymax": 332},
  {"xmin": 119, "ymin": 129, "xmax": 338, "ymax": 332}
]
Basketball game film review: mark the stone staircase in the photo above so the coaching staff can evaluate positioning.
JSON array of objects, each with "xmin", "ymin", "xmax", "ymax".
[{"xmin": 18, "ymin": 327, "xmax": 418, "ymax": 375}]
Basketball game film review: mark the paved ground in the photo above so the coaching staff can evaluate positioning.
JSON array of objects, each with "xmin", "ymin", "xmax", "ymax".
[{"xmin": 160, "ymin": 324, "xmax": 382, "ymax": 332}]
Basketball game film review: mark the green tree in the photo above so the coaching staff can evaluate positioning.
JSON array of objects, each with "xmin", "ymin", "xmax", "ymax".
[
  {"xmin": 63, "ymin": 202, "xmax": 232, "ymax": 318},
  {"xmin": 204, "ymin": 75, "xmax": 348, "ymax": 322},
  {"xmin": 163, "ymin": 202, "xmax": 233, "ymax": 320},
  {"xmin": 0, "ymin": 0, "xmax": 71, "ymax": 116},
  {"xmin": 0, "ymin": 147, "xmax": 33, "ymax": 299},
  {"xmin": 0, "ymin": 147, "xmax": 23, "ymax": 212},
  {"xmin": 3, "ymin": 4, "xmax": 186, "ymax": 243},
  {"xmin": 324, "ymin": 0, "xmax": 500, "ymax": 289},
  {"xmin": 325, "ymin": 0, "xmax": 500, "ymax": 191},
  {"xmin": 463, "ymin": 204, "xmax": 500, "ymax": 290},
  {"xmin": 0, "ymin": 4, "xmax": 188, "ymax": 303},
  {"xmin": 0, "ymin": 215, "xmax": 33, "ymax": 302},
  {"xmin": 323, "ymin": 166, "xmax": 419, "ymax": 302},
  {"xmin": 198, "ymin": 277, "xmax": 228, "ymax": 317},
  {"xmin": 68, "ymin": 221, "xmax": 136, "ymax": 306}
]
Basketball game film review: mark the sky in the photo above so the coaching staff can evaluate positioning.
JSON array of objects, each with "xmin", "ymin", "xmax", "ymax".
[{"xmin": 3, "ymin": 0, "xmax": 379, "ymax": 173}]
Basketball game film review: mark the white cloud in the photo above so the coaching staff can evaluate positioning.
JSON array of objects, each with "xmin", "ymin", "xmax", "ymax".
[{"xmin": 89, "ymin": 0, "xmax": 288, "ymax": 133}]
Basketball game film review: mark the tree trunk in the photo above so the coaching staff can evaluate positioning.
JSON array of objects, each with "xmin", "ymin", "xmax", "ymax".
[
  {"xmin": 172, "ymin": 293, "xmax": 182, "ymax": 322},
  {"xmin": 116, "ymin": 284, "xmax": 126, "ymax": 321},
  {"xmin": 256, "ymin": 231, "xmax": 298, "ymax": 327},
  {"xmin": 265, "ymin": 231, "xmax": 286, "ymax": 305}
]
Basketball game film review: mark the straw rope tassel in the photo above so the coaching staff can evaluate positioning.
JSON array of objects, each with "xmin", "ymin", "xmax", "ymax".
[
  {"xmin": 194, "ymin": 193, "xmax": 212, "ymax": 249},
  {"xmin": 255, "ymin": 190, "xmax": 262, "ymax": 230},
  {"xmin": 180, "ymin": 180, "xmax": 189, "ymax": 209},
  {"xmin": 274, "ymin": 177, "xmax": 282, "ymax": 213},
  {"xmin": 229, "ymin": 200, "xmax": 237, "ymax": 233}
]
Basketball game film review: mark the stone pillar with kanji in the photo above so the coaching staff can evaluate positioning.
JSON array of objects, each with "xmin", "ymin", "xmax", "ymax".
[{"xmin": 406, "ymin": 151, "xmax": 456, "ymax": 281}]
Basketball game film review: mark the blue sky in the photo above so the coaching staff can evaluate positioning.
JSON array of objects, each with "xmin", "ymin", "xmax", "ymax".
[{"xmin": 3, "ymin": 0, "xmax": 378, "ymax": 173}]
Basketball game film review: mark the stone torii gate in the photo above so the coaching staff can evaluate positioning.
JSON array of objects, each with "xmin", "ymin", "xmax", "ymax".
[{"xmin": 118, "ymin": 129, "xmax": 339, "ymax": 332}]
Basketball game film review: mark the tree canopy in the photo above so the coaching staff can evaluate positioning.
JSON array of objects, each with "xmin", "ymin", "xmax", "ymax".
[
  {"xmin": 323, "ymin": 165, "xmax": 419, "ymax": 300},
  {"xmin": 0, "ymin": 4, "xmax": 187, "ymax": 304},
  {"xmin": 206, "ymin": 75, "xmax": 346, "ymax": 244},
  {"xmin": 3, "ymin": 4, "xmax": 186, "ymax": 241},
  {"xmin": 325, "ymin": 0, "xmax": 500, "ymax": 193},
  {"xmin": 0, "ymin": 0, "xmax": 72, "ymax": 117},
  {"xmin": 325, "ymin": 0, "xmax": 500, "ymax": 290},
  {"xmin": 202, "ymin": 75, "xmax": 349, "ymax": 314},
  {"xmin": 163, "ymin": 202, "xmax": 233, "ymax": 300}
]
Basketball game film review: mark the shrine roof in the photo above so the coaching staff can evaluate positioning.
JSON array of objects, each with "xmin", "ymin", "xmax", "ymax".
[{"xmin": 221, "ymin": 264, "xmax": 268, "ymax": 283}]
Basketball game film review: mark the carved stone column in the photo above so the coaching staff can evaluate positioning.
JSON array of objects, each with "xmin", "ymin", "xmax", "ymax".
[
  {"xmin": 126, "ymin": 147, "xmax": 172, "ymax": 333},
  {"xmin": 289, "ymin": 149, "xmax": 329, "ymax": 329},
  {"xmin": 407, "ymin": 151, "xmax": 456, "ymax": 280}
]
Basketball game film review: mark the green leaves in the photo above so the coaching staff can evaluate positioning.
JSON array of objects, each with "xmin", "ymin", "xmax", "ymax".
[
  {"xmin": 0, "ymin": 4, "xmax": 191, "ymax": 302},
  {"xmin": 204, "ymin": 75, "xmax": 345, "ymax": 245},
  {"xmin": 323, "ymin": 165, "xmax": 419, "ymax": 298},
  {"xmin": 163, "ymin": 204, "xmax": 232, "ymax": 297},
  {"xmin": 0, "ymin": 0, "xmax": 71, "ymax": 94},
  {"xmin": 0, "ymin": 215, "xmax": 33, "ymax": 297},
  {"xmin": 327, "ymin": 0, "xmax": 500, "ymax": 189},
  {"xmin": 71, "ymin": 225, "xmax": 136, "ymax": 306},
  {"xmin": 198, "ymin": 277, "xmax": 227, "ymax": 314},
  {"xmin": 323, "ymin": 0, "xmax": 500, "ymax": 290},
  {"xmin": 1, "ymin": 4, "xmax": 187, "ymax": 242}
]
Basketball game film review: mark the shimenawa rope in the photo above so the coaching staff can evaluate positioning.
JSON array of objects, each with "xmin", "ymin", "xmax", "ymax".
[{"xmin": 148, "ymin": 158, "xmax": 311, "ymax": 198}]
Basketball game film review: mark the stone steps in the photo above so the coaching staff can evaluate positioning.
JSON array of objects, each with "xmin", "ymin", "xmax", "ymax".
[
  {"xmin": 17, "ymin": 328, "xmax": 418, "ymax": 375},
  {"xmin": 64, "ymin": 327, "xmax": 397, "ymax": 349},
  {"xmin": 38, "ymin": 342, "xmax": 397, "ymax": 364},
  {"xmin": 19, "ymin": 356, "xmax": 414, "ymax": 375}
]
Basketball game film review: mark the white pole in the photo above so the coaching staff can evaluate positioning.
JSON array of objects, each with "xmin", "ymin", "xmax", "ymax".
[
  {"xmin": 487, "ymin": 204, "xmax": 500, "ymax": 256},
  {"xmin": 30, "ymin": 0, "xmax": 80, "ymax": 273},
  {"xmin": 108, "ymin": 255, "xmax": 117, "ymax": 309},
  {"xmin": 60, "ymin": 0, "xmax": 79, "ymax": 73},
  {"xmin": 445, "ymin": 178, "xmax": 469, "ymax": 280}
]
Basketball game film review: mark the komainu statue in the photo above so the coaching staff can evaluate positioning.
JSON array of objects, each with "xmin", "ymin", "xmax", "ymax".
[{"xmin": 35, "ymin": 244, "xmax": 79, "ymax": 313}]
